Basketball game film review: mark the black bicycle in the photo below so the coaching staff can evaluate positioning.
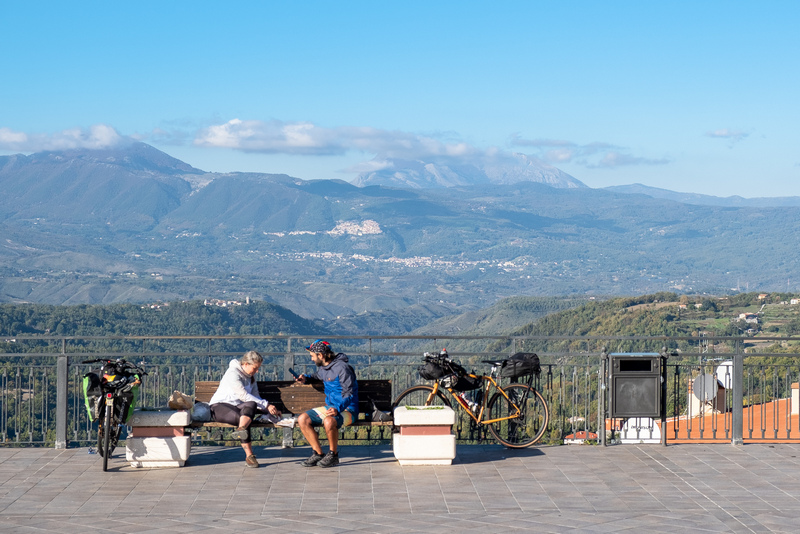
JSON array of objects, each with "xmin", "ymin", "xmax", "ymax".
[{"xmin": 82, "ymin": 359, "xmax": 146, "ymax": 471}]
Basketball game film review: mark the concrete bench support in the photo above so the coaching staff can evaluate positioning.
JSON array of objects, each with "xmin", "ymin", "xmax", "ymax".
[
  {"xmin": 392, "ymin": 406, "xmax": 455, "ymax": 466},
  {"xmin": 126, "ymin": 409, "xmax": 192, "ymax": 468}
]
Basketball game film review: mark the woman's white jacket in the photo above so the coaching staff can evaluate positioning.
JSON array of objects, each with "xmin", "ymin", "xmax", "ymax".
[{"xmin": 209, "ymin": 359, "xmax": 269, "ymax": 409}]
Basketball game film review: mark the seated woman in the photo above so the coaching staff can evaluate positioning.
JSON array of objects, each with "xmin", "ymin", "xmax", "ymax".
[{"xmin": 209, "ymin": 350, "xmax": 280, "ymax": 468}]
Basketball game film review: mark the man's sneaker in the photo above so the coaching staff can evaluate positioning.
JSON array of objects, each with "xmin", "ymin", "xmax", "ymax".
[
  {"xmin": 274, "ymin": 417, "xmax": 296, "ymax": 428},
  {"xmin": 245, "ymin": 454, "xmax": 259, "ymax": 468},
  {"xmin": 301, "ymin": 452, "xmax": 324, "ymax": 467},
  {"xmin": 318, "ymin": 451, "xmax": 339, "ymax": 468},
  {"xmin": 232, "ymin": 428, "xmax": 249, "ymax": 441}
]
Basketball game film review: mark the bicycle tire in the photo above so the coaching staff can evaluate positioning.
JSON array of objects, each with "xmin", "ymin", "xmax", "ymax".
[
  {"xmin": 102, "ymin": 399, "xmax": 112, "ymax": 472},
  {"xmin": 392, "ymin": 385, "xmax": 451, "ymax": 410},
  {"xmin": 487, "ymin": 384, "xmax": 549, "ymax": 448}
]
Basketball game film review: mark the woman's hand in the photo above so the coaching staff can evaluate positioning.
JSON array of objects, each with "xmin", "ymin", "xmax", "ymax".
[{"xmin": 268, "ymin": 404, "xmax": 280, "ymax": 416}]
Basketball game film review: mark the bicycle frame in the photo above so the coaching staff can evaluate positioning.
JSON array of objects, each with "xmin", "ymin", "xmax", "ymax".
[{"xmin": 426, "ymin": 370, "xmax": 534, "ymax": 426}]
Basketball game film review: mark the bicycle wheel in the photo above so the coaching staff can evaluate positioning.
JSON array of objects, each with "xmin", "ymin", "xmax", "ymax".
[
  {"xmin": 102, "ymin": 399, "xmax": 113, "ymax": 472},
  {"xmin": 487, "ymin": 384, "xmax": 549, "ymax": 448},
  {"xmin": 392, "ymin": 385, "xmax": 451, "ymax": 409}
]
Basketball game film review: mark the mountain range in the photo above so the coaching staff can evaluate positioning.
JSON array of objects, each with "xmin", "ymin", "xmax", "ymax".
[{"xmin": 2, "ymin": 142, "xmax": 799, "ymax": 323}]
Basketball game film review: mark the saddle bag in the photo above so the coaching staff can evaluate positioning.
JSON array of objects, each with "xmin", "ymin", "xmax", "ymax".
[{"xmin": 499, "ymin": 352, "xmax": 541, "ymax": 379}]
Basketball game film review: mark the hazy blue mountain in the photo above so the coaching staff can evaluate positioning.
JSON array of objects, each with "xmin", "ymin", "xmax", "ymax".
[
  {"xmin": 606, "ymin": 183, "xmax": 800, "ymax": 208},
  {"xmin": 3, "ymin": 142, "xmax": 800, "ymax": 322},
  {"xmin": 0, "ymin": 141, "xmax": 198, "ymax": 230}
]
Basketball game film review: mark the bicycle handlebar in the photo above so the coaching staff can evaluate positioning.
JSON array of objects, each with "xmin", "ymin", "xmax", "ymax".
[{"xmin": 81, "ymin": 358, "xmax": 148, "ymax": 376}]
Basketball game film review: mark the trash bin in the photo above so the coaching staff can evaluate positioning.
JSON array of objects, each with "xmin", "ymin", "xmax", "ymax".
[{"xmin": 609, "ymin": 353, "xmax": 664, "ymax": 418}]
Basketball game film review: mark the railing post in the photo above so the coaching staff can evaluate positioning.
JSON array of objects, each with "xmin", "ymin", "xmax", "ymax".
[
  {"xmin": 55, "ymin": 351, "xmax": 68, "ymax": 449},
  {"xmin": 731, "ymin": 341, "xmax": 744, "ymax": 446},
  {"xmin": 282, "ymin": 338, "xmax": 295, "ymax": 448},
  {"xmin": 600, "ymin": 348, "xmax": 608, "ymax": 446}
]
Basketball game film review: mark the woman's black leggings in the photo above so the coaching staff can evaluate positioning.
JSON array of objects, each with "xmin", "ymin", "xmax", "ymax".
[{"xmin": 210, "ymin": 401, "xmax": 268, "ymax": 443}]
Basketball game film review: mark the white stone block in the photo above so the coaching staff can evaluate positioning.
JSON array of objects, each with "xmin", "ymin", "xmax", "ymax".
[
  {"xmin": 128, "ymin": 409, "xmax": 191, "ymax": 427},
  {"xmin": 126, "ymin": 436, "xmax": 191, "ymax": 467},
  {"xmin": 393, "ymin": 406, "xmax": 455, "ymax": 426},
  {"xmin": 793, "ymin": 383, "xmax": 799, "ymax": 415},
  {"xmin": 393, "ymin": 434, "xmax": 455, "ymax": 465},
  {"xmin": 129, "ymin": 460, "xmax": 184, "ymax": 468}
]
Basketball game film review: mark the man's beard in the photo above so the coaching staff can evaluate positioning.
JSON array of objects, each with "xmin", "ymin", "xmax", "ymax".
[{"xmin": 315, "ymin": 359, "xmax": 325, "ymax": 367}]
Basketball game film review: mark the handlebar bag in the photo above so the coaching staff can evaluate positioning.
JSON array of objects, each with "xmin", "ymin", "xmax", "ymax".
[
  {"xmin": 419, "ymin": 361, "xmax": 445, "ymax": 380},
  {"xmin": 499, "ymin": 352, "xmax": 541, "ymax": 379}
]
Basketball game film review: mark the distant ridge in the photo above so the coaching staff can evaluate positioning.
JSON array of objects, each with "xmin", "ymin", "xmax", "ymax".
[{"xmin": 605, "ymin": 183, "xmax": 800, "ymax": 208}]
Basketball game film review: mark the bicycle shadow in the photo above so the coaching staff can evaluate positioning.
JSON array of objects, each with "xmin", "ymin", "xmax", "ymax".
[{"xmin": 454, "ymin": 444, "xmax": 545, "ymax": 464}]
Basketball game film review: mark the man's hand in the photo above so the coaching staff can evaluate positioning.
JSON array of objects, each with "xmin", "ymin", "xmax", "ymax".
[
  {"xmin": 297, "ymin": 374, "xmax": 307, "ymax": 384},
  {"xmin": 326, "ymin": 406, "xmax": 338, "ymax": 417}
]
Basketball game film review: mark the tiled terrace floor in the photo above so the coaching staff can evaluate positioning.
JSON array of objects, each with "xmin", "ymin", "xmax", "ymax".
[{"xmin": 2, "ymin": 443, "xmax": 800, "ymax": 533}]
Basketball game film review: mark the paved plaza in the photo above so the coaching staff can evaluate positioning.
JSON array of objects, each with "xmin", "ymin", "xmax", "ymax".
[{"xmin": 2, "ymin": 443, "xmax": 800, "ymax": 533}]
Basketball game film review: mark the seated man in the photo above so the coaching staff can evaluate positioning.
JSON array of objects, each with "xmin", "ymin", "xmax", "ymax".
[{"xmin": 295, "ymin": 340, "xmax": 359, "ymax": 468}]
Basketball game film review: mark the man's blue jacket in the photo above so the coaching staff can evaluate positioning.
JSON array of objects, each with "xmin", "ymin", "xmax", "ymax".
[{"xmin": 308, "ymin": 353, "xmax": 359, "ymax": 415}]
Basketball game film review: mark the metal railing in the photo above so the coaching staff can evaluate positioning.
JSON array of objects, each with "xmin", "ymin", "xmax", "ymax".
[{"xmin": 2, "ymin": 334, "xmax": 800, "ymax": 447}]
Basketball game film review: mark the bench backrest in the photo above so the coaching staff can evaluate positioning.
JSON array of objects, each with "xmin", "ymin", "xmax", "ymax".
[{"xmin": 194, "ymin": 380, "xmax": 392, "ymax": 415}]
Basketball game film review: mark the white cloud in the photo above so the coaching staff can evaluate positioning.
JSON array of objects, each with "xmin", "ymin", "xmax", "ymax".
[
  {"xmin": 591, "ymin": 151, "xmax": 670, "ymax": 168},
  {"xmin": 193, "ymin": 118, "xmax": 482, "ymax": 161},
  {"xmin": 0, "ymin": 124, "xmax": 123, "ymax": 152},
  {"xmin": 510, "ymin": 135, "xmax": 669, "ymax": 168},
  {"xmin": 706, "ymin": 128, "xmax": 749, "ymax": 147}
]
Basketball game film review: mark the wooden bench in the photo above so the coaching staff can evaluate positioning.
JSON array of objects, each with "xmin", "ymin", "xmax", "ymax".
[{"xmin": 189, "ymin": 379, "xmax": 394, "ymax": 429}]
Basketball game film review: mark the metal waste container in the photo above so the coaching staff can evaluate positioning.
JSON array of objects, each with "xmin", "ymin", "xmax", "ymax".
[{"xmin": 609, "ymin": 353, "xmax": 665, "ymax": 418}]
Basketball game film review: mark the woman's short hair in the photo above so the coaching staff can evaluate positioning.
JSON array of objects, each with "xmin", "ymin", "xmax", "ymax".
[{"xmin": 240, "ymin": 350, "xmax": 263, "ymax": 366}]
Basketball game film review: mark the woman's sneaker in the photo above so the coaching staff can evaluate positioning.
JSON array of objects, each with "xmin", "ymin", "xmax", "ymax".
[
  {"xmin": 318, "ymin": 451, "xmax": 339, "ymax": 468},
  {"xmin": 301, "ymin": 452, "xmax": 324, "ymax": 467}
]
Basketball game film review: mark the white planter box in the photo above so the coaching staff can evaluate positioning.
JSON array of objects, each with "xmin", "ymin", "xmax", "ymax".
[
  {"xmin": 392, "ymin": 406, "xmax": 456, "ymax": 466},
  {"xmin": 126, "ymin": 436, "xmax": 191, "ymax": 468},
  {"xmin": 128, "ymin": 409, "xmax": 191, "ymax": 427},
  {"xmin": 126, "ymin": 409, "xmax": 192, "ymax": 468}
]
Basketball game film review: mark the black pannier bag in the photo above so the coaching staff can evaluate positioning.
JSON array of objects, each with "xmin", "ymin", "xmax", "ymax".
[
  {"xmin": 499, "ymin": 352, "xmax": 541, "ymax": 379},
  {"xmin": 82, "ymin": 372, "xmax": 103, "ymax": 422}
]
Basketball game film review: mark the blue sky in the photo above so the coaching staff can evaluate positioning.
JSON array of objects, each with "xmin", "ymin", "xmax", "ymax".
[{"xmin": 2, "ymin": 1, "xmax": 798, "ymax": 197}]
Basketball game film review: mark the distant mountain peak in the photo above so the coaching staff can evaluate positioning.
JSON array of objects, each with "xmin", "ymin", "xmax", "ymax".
[
  {"xmin": 28, "ymin": 141, "xmax": 205, "ymax": 176},
  {"xmin": 351, "ymin": 153, "xmax": 585, "ymax": 189}
]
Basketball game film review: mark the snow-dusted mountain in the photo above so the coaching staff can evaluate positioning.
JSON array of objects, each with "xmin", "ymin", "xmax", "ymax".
[{"xmin": 351, "ymin": 153, "xmax": 585, "ymax": 189}]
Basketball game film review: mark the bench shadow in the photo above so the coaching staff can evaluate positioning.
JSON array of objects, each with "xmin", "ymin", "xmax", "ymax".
[
  {"xmin": 183, "ymin": 444, "xmax": 545, "ymax": 468},
  {"xmin": 184, "ymin": 446, "xmax": 250, "ymax": 466}
]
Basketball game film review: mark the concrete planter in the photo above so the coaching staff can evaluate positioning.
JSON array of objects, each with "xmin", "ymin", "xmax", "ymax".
[
  {"xmin": 392, "ymin": 406, "xmax": 456, "ymax": 466},
  {"xmin": 126, "ymin": 409, "xmax": 192, "ymax": 468}
]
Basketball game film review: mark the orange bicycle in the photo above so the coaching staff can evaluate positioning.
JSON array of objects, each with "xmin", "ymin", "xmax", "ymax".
[{"xmin": 392, "ymin": 350, "xmax": 549, "ymax": 448}]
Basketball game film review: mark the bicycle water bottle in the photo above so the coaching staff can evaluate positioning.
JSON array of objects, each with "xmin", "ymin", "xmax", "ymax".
[{"xmin": 459, "ymin": 392, "xmax": 478, "ymax": 412}]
